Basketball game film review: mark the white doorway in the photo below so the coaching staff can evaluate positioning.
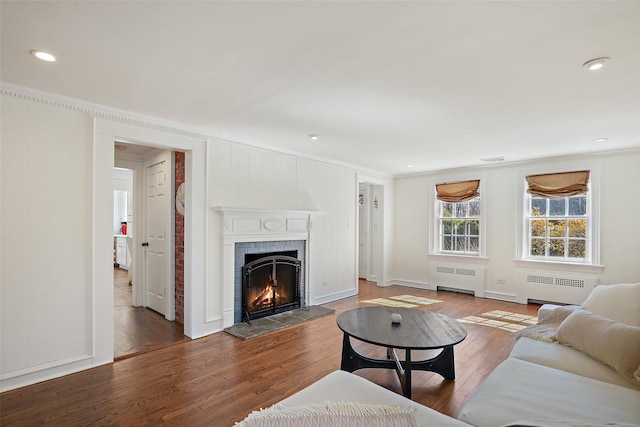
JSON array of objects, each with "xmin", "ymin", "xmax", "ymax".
[
  {"xmin": 358, "ymin": 185, "xmax": 370, "ymax": 279},
  {"xmin": 357, "ymin": 178, "xmax": 385, "ymax": 285}
]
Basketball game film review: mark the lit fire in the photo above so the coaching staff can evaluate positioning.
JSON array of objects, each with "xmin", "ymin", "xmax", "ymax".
[{"xmin": 250, "ymin": 276, "xmax": 287, "ymax": 310}]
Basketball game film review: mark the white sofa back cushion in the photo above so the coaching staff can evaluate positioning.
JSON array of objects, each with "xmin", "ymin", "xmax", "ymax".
[
  {"xmin": 556, "ymin": 308, "xmax": 640, "ymax": 386},
  {"xmin": 581, "ymin": 283, "xmax": 640, "ymax": 326}
]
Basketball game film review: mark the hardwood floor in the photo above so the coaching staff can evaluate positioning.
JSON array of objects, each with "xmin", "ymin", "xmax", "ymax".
[
  {"xmin": 114, "ymin": 268, "xmax": 189, "ymax": 360},
  {"xmin": 1, "ymin": 280, "xmax": 539, "ymax": 426}
]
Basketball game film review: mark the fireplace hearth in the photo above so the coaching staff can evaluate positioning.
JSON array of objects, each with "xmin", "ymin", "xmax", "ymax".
[{"xmin": 242, "ymin": 251, "xmax": 301, "ymax": 323}]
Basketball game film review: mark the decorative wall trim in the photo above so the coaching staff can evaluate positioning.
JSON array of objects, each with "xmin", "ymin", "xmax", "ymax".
[
  {"xmin": 1, "ymin": 82, "xmax": 392, "ymax": 179},
  {"xmin": 387, "ymin": 279, "xmax": 436, "ymax": 291},
  {"xmin": 0, "ymin": 353, "xmax": 92, "ymax": 381},
  {"xmin": 397, "ymin": 147, "xmax": 640, "ymax": 179}
]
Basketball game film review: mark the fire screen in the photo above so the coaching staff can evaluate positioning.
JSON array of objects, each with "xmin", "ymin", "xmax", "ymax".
[{"xmin": 242, "ymin": 254, "xmax": 301, "ymax": 323}]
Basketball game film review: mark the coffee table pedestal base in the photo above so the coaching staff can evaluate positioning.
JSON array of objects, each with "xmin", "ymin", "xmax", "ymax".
[{"xmin": 340, "ymin": 333, "xmax": 456, "ymax": 399}]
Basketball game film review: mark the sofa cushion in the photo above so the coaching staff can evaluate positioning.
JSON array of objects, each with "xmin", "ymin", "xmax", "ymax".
[
  {"xmin": 457, "ymin": 358, "xmax": 640, "ymax": 427},
  {"xmin": 236, "ymin": 401, "xmax": 418, "ymax": 427},
  {"xmin": 556, "ymin": 308, "xmax": 640, "ymax": 386},
  {"xmin": 581, "ymin": 283, "xmax": 640, "ymax": 326},
  {"xmin": 509, "ymin": 337, "xmax": 640, "ymax": 390},
  {"xmin": 277, "ymin": 370, "xmax": 470, "ymax": 427},
  {"xmin": 502, "ymin": 422, "xmax": 640, "ymax": 427}
]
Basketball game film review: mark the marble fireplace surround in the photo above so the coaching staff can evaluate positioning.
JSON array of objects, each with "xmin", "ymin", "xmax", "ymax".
[{"xmin": 214, "ymin": 207, "xmax": 320, "ymax": 328}]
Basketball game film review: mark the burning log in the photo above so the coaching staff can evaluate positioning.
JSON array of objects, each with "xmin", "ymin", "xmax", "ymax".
[{"xmin": 250, "ymin": 276, "xmax": 283, "ymax": 309}]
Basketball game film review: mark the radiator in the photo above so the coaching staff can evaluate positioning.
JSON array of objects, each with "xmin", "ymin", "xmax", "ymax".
[
  {"xmin": 432, "ymin": 264, "xmax": 485, "ymax": 297},
  {"xmin": 519, "ymin": 272, "xmax": 597, "ymax": 305}
]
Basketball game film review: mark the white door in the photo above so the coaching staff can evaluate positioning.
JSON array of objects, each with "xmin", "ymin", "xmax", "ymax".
[
  {"xmin": 358, "ymin": 186, "xmax": 370, "ymax": 279},
  {"xmin": 143, "ymin": 154, "xmax": 172, "ymax": 317}
]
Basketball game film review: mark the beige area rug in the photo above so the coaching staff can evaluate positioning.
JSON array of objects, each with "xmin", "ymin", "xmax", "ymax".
[
  {"xmin": 457, "ymin": 310, "xmax": 538, "ymax": 333},
  {"xmin": 361, "ymin": 294, "xmax": 443, "ymax": 308},
  {"xmin": 224, "ymin": 305, "xmax": 335, "ymax": 340}
]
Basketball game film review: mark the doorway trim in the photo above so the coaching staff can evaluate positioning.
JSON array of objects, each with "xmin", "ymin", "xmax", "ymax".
[
  {"xmin": 94, "ymin": 118, "xmax": 206, "ymax": 364},
  {"xmin": 356, "ymin": 173, "xmax": 392, "ymax": 287}
]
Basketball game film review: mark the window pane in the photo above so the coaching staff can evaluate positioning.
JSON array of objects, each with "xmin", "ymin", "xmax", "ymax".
[
  {"xmin": 455, "ymin": 236, "xmax": 466, "ymax": 251},
  {"xmin": 569, "ymin": 197, "xmax": 587, "ymax": 216},
  {"xmin": 469, "ymin": 200, "xmax": 480, "ymax": 217},
  {"xmin": 441, "ymin": 203, "xmax": 452, "ymax": 217},
  {"xmin": 549, "ymin": 199, "xmax": 565, "ymax": 216},
  {"xmin": 548, "ymin": 219, "xmax": 566, "ymax": 237},
  {"xmin": 530, "ymin": 219, "xmax": 546, "ymax": 237},
  {"xmin": 455, "ymin": 203, "xmax": 467, "ymax": 218},
  {"xmin": 442, "ymin": 220, "xmax": 452, "ymax": 234},
  {"xmin": 530, "ymin": 239, "xmax": 545, "ymax": 256},
  {"xmin": 469, "ymin": 237, "xmax": 479, "ymax": 252},
  {"xmin": 454, "ymin": 220, "xmax": 465, "ymax": 235},
  {"xmin": 568, "ymin": 240, "xmax": 586, "ymax": 258},
  {"xmin": 442, "ymin": 236, "xmax": 452, "ymax": 250},
  {"xmin": 568, "ymin": 219, "xmax": 586, "ymax": 238},
  {"xmin": 531, "ymin": 198, "xmax": 546, "ymax": 216},
  {"xmin": 549, "ymin": 239, "xmax": 565, "ymax": 257},
  {"xmin": 469, "ymin": 220, "xmax": 479, "ymax": 236}
]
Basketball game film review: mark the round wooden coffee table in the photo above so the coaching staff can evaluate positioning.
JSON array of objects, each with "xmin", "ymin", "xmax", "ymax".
[{"xmin": 336, "ymin": 306, "xmax": 467, "ymax": 399}]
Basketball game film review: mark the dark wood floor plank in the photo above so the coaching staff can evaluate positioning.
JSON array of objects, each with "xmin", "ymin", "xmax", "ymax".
[
  {"xmin": 1, "ymin": 280, "xmax": 539, "ymax": 426},
  {"xmin": 113, "ymin": 268, "xmax": 190, "ymax": 360}
]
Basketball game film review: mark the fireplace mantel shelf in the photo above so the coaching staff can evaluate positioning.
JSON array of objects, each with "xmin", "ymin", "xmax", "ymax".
[{"xmin": 212, "ymin": 206, "xmax": 324, "ymax": 216}]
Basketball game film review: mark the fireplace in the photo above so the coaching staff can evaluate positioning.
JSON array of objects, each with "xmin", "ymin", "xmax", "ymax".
[
  {"xmin": 242, "ymin": 250, "xmax": 301, "ymax": 323},
  {"xmin": 214, "ymin": 207, "xmax": 317, "ymax": 328}
]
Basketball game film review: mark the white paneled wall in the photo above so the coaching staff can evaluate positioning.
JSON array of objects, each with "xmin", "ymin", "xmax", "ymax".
[
  {"xmin": 1, "ymin": 87, "xmax": 392, "ymax": 390},
  {"xmin": 1, "ymin": 94, "xmax": 93, "ymax": 384},
  {"xmin": 392, "ymin": 151, "xmax": 640, "ymax": 304},
  {"xmin": 205, "ymin": 140, "xmax": 359, "ymax": 325}
]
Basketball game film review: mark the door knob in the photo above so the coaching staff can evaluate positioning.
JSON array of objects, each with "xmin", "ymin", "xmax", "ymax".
[{"xmin": 141, "ymin": 242, "xmax": 149, "ymax": 247}]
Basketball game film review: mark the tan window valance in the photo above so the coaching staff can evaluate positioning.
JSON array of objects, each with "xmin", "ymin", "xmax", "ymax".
[
  {"xmin": 526, "ymin": 170, "xmax": 590, "ymax": 198},
  {"xmin": 436, "ymin": 180, "xmax": 480, "ymax": 203}
]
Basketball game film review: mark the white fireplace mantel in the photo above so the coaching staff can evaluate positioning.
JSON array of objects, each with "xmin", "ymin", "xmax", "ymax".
[
  {"xmin": 213, "ymin": 206, "xmax": 323, "ymax": 240},
  {"xmin": 212, "ymin": 207, "xmax": 323, "ymax": 327}
]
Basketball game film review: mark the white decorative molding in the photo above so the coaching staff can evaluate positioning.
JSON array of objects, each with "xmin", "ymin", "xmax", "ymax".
[
  {"xmin": 1, "ymin": 82, "xmax": 392, "ymax": 178},
  {"xmin": 213, "ymin": 207, "xmax": 324, "ymax": 327}
]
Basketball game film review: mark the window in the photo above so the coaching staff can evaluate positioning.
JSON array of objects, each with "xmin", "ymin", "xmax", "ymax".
[
  {"xmin": 438, "ymin": 197, "xmax": 481, "ymax": 255},
  {"xmin": 523, "ymin": 170, "xmax": 593, "ymax": 264},
  {"xmin": 434, "ymin": 179, "xmax": 482, "ymax": 256},
  {"xmin": 527, "ymin": 194, "xmax": 588, "ymax": 261}
]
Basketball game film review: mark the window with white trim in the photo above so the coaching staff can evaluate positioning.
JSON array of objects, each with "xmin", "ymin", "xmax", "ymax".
[
  {"xmin": 438, "ymin": 197, "xmax": 481, "ymax": 255},
  {"xmin": 523, "ymin": 170, "xmax": 593, "ymax": 264},
  {"xmin": 434, "ymin": 179, "xmax": 482, "ymax": 256},
  {"xmin": 526, "ymin": 194, "xmax": 589, "ymax": 261}
]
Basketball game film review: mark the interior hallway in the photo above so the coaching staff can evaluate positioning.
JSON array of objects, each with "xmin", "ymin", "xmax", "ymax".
[{"xmin": 114, "ymin": 268, "xmax": 189, "ymax": 360}]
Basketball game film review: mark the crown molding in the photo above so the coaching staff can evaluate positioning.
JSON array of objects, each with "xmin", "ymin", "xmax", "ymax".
[
  {"xmin": 1, "ymin": 82, "xmax": 393, "ymax": 179},
  {"xmin": 396, "ymin": 147, "xmax": 640, "ymax": 180}
]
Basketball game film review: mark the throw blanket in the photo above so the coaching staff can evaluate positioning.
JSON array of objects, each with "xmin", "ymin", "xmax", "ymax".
[{"xmin": 516, "ymin": 306, "xmax": 579, "ymax": 342}]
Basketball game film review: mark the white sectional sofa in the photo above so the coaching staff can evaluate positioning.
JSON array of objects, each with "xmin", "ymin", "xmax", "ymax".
[{"xmin": 237, "ymin": 283, "xmax": 640, "ymax": 427}]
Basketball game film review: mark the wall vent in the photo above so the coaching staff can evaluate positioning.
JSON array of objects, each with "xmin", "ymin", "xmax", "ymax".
[
  {"xmin": 456, "ymin": 268, "xmax": 476, "ymax": 277},
  {"xmin": 554, "ymin": 277, "xmax": 585, "ymax": 288},
  {"xmin": 436, "ymin": 266, "xmax": 455, "ymax": 274},
  {"xmin": 527, "ymin": 274, "xmax": 554, "ymax": 285},
  {"xmin": 527, "ymin": 274, "xmax": 584, "ymax": 288}
]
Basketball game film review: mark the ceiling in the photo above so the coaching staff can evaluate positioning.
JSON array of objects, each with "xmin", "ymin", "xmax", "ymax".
[{"xmin": 2, "ymin": 1, "xmax": 639, "ymax": 176}]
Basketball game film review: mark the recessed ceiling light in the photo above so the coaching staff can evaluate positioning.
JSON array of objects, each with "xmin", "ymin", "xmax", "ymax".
[
  {"xmin": 582, "ymin": 57, "xmax": 609, "ymax": 71},
  {"xmin": 309, "ymin": 134, "xmax": 319, "ymax": 141},
  {"xmin": 31, "ymin": 50, "xmax": 56, "ymax": 62},
  {"xmin": 405, "ymin": 164, "xmax": 413, "ymax": 168},
  {"xmin": 593, "ymin": 137, "xmax": 608, "ymax": 143}
]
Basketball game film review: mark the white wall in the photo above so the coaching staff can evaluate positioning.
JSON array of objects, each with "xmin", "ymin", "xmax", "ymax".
[
  {"xmin": 204, "ymin": 140, "xmax": 363, "ymax": 331},
  {"xmin": 1, "ymin": 93, "xmax": 95, "ymax": 389},
  {"xmin": 391, "ymin": 151, "xmax": 640, "ymax": 304},
  {"xmin": 0, "ymin": 88, "xmax": 393, "ymax": 390}
]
